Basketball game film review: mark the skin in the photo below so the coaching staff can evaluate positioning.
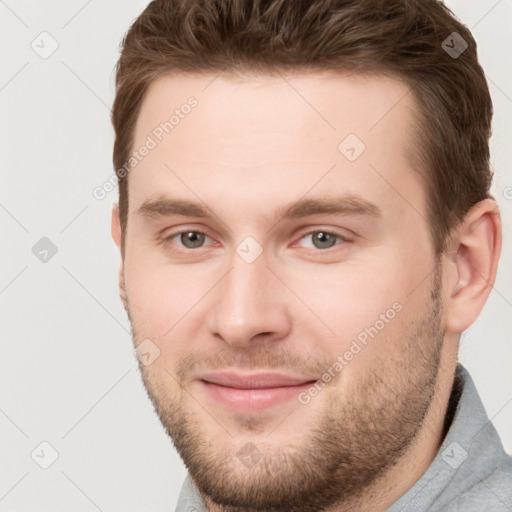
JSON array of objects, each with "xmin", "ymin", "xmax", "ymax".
[{"xmin": 111, "ymin": 71, "xmax": 501, "ymax": 512}]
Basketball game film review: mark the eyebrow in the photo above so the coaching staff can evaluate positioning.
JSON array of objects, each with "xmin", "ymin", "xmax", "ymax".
[{"xmin": 136, "ymin": 194, "xmax": 382, "ymax": 224}]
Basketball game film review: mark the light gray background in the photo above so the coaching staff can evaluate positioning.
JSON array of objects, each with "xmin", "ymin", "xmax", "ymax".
[{"xmin": 1, "ymin": 1, "xmax": 511, "ymax": 510}]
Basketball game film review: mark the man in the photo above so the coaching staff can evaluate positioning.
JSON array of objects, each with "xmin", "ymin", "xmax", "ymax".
[{"xmin": 110, "ymin": 0, "xmax": 512, "ymax": 510}]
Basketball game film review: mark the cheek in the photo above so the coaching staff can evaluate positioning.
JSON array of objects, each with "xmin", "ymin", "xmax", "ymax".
[
  {"xmin": 281, "ymin": 256, "xmax": 408, "ymax": 339},
  {"xmin": 124, "ymin": 251, "xmax": 220, "ymax": 362},
  {"xmin": 123, "ymin": 255, "xmax": 187, "ymax": 338}
]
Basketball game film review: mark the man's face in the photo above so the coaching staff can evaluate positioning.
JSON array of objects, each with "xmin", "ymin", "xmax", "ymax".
[{"xmin": 115, "ymin": 71, "xmax": 448, "ymax": 511}]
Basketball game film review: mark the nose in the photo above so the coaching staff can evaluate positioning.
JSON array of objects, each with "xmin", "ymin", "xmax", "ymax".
[{"xmin": 206, "ymin": 250, "xmax": 292, "ymax": 348}]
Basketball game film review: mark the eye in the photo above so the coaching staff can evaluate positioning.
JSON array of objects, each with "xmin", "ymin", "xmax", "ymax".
[
  {"xmin": 163, "ymin": 228, "xmax": 349, "ymax": 253},
  {"xmin": 166, "ymin": 230, "xmax": 212, "ymax": 249},
  {"xmin": 297, "ymin": 230, "xmax": 348, "ymax": 250}
]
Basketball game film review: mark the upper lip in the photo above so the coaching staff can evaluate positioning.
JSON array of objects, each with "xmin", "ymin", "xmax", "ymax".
[{"xmin": 199, "ymin": 371, "xmax": 317, "ymax": 389}]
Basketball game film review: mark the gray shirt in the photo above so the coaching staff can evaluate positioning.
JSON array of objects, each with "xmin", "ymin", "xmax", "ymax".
[{"xmin": 174, "ymin": 364, "xmax": 512, "ymax": 511}]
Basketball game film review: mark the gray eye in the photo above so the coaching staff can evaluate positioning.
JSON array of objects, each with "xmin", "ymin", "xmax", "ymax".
[
  {"xmin": 180, "ymin": 231, "xmax": 206, "ymax": 249},
  {"xmin": 311, "ymin": 232, "xmax": 338, "ymax": 249}
]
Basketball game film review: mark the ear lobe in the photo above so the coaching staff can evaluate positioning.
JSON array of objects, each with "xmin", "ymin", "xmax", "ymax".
[
  {"xmin": 111, "ymin": 204, "xmax": 128, "ymax": 311},
  {"xmin": 445, "ymin": 199, "xmax": 502, "ymax": 333}
]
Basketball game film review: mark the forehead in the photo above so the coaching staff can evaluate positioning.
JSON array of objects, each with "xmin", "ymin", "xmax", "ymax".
[
  {"xmin": 129, "ymin": 70, "xmax": 424, "ymax": 226},
  {"xmin": 134, "ymin": 70, "xmax": 417, "ymax": 155}
]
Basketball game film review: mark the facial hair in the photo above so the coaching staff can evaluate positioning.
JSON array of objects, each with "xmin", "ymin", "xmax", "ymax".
[{"xmin": 128, "ymin": 267, "xmax": 444, "ymax": 512}]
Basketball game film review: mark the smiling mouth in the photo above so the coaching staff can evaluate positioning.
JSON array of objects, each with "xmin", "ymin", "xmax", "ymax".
[{"xmin": 198, "ymin": 372, "xmax": 317, "ymax": 412}]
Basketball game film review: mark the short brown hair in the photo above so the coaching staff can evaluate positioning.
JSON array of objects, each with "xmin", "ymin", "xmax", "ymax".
[{"xmin": 112, "ymin": 0, "xmax": 493, "ymax": 257}]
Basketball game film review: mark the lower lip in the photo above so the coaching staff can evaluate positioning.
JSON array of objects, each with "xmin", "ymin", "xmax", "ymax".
[{"xmin": 200, "ymin": 380, "xmax": 314, "ymax": 412}]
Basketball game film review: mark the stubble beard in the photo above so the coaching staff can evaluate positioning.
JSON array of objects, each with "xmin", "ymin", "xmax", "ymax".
[{"xmin": 130, "ymin": 271, "xmax": 444, "ymax": 512}]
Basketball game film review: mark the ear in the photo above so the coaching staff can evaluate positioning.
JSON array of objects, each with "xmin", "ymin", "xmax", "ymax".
[
  {"xmin": 444, "ymin": 199, "xmax": 502, "ymax": 334},
  {"xmin": 111, "ymin": 204, "xmax": 128, "ymax": 310}
]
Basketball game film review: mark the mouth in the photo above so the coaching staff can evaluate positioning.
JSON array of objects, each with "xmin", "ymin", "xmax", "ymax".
[{"xmin": 197, "ymin": 371, "xmax": 317, "ymax": 412}]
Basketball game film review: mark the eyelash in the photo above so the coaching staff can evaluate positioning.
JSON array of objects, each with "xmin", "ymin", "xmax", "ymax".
[{"xmin": 162, "ymin": 228, "xmax": 351, "ymax": 253}]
